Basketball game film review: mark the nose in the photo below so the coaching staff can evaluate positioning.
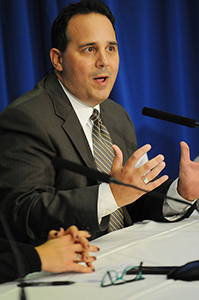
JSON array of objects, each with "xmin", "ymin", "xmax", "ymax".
[{"xmin": 95, "ymin": 51, "xmax": 109, "ymax": 69}]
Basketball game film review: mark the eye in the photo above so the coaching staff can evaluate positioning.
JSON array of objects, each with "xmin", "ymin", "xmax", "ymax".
[
  {"xmin": 108, "ymin": 46, "xmax": 115, "ymax": 51},
  {"xmin": 84, "ymin": 46, "xmax": 95, "ymax": 53},
  {"xmin": 107, "ymin": 45, "xmax": 117, "ymax": 53}
]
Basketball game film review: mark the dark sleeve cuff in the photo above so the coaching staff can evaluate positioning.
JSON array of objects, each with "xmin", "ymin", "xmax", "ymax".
[{"xmin": 19, "ymin": 243, "xmax": 42, "ymax": 276}]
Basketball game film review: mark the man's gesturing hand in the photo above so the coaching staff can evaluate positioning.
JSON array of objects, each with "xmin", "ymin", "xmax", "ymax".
[{"xmin": 110, "ymin": 144, "xmax": 169, "ymax": 207}]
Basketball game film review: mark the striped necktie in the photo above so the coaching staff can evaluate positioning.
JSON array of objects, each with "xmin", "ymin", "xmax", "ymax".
[{"xmin": 90, "ymin": 109, "xmax": 124, "ymax": 231}]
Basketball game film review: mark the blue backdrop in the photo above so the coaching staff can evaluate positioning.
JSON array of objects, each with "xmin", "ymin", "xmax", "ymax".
[{"xmin": 1, "ymin": 0, "xmax": 199, "ymax": 179}]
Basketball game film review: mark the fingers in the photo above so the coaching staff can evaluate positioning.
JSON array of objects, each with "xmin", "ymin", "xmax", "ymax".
[
  {"xmin": 83, "ymin": 255, "xmax": 97, "ymax": 264},
  {"xmin": 56, "ymin": 227, "xmax": 65, "ymax": 237},
  {"xmin": 140, "ymin": 155, "xmax": 166, "ymax": 182},
  {"xmin": 73, "ymin": 240, "xmax": 99, "ymax": 266},
  {"xmin": 140, "ymin": 155, "xmax": 168, "ymax": 189},
  {"xmin": 73, "ymin": 248, "xmax": 99, "ymax": 272},
  {"xmin": 75, "ymin": 255, "xmax": 96, "ymax": 272},
  {"xmin": 81, "ymin": 247, "xmax": 99, "ymax": 260},
  {"xmin": 68, "ymin": 262, "xmax": 95, "ymax": 273},
  {"xmin": 89, "ymin": 245, "xmax": 100, "ymax": 252},
  {"xmin": 65, "ymin": 226, "xmax": 90, "ymax": 240},
  {"xmin": 145, "ymin": 174, "xmax": 169, "ymax": 189},
  {"xmin": 77, "ymin": 230, "xmax": 91, "ymax": 240},
  {"xmin": 72, "ymin": 241, "xmax": 100, "ymax": 255},
  {"xmin": 63, "ymin": 226, "xmax": 91, "ymax": 243},
  {"xmin": 125, "ymin": 144, "xmax": 152, "ymax": 171},
  {"xmin": 77, "ymin": 236, "xmax": 94, "ymax": 251},
  {"xmin": 125, "ymin": 145, "xmax": 166, "ymax": 184},
  {"xmin": 48, "ymin": 227, "xmax": 65, "ymax": 240},
  {"xmin": 48, "ymin": 226, "xmax": 92, "ymax": 242},
  {"xmin": 111, "ymin": 144, "xmax": 152, "ymax": 180},
  {"xmin": 64, "ymin": 225, "xmax": 79, "ymax": 238},
  {"xmin": 116, "ymin": 143, "xmax": 166, "ymax": 184},
  {"xmin": 75, "ymin": 251, "xmax": 97, "ymax": 264},
  {"xmin": 48, "ymin": 230, "xmax": 57, "ymax": 240}
]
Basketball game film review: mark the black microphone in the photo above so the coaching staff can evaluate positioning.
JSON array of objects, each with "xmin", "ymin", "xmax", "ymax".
[
  {"xmin": 142, "ymin": 107, "xmax": 199, "ymax": 128},
  {"xmin": 53, "ymin": 157, "xmax": 192, "ymax": 206}
]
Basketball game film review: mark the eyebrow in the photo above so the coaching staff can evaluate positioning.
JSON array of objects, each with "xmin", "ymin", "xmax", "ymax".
[{"xmin": 78, "ymin": 41, "xmax": 118, "ymax": 49}]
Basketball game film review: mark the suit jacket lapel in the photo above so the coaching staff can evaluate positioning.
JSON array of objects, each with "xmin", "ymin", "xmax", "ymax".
[
  {"xmin": 45, "ymin": 72, "xmax": 96, "ymax": 169},
  {"xmin": 62, "ymin": 110, "xmax": 96, "ymax": 169}
]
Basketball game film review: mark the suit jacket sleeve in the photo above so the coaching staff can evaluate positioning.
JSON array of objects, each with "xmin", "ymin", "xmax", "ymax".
[{"xmin": 0, "ymin": 239, "xmax": 41, "ymax": 283}]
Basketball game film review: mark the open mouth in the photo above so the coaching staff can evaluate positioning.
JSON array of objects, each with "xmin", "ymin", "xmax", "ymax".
[
  {"xmin": 94, "ymin": 76, "xmax": 108, "ymax": 83},
  {"xmin": 95, "ymin": 76, "xmax": 107, "ymax": 81}
]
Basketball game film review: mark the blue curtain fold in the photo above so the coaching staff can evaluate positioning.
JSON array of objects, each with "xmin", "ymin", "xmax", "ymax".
[{"xmin": 1, "ymin": 0, "xmax": 199, "ymax": 178}]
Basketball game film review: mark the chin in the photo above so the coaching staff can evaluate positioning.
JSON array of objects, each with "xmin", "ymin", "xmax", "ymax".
[
  {"xmin": 96, "ymin": 91, "xmax": 111, "ymax": 102},
  {"xmin": 87, "ymin": 89, "xmax": 111, "ymax": 106}
]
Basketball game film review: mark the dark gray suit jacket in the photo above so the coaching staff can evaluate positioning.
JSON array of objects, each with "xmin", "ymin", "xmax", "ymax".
[{"xmin": 0, "ymin": 72, "xmax": 195, "ymax": 243}]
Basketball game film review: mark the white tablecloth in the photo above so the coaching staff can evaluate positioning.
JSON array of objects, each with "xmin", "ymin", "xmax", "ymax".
[{"xmin": 0, "ymin": 211, "xmax": 199, "ymax": 300}]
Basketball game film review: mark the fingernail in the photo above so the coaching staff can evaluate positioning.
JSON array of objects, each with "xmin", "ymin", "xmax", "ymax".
[
  {"xmin": 93, "ymin": 256, "xmax": 97, "ymax": 260},
  {"xmin": 97, "ymin": 247, "xmax": 100, "ymax": 251},
  {"xmin": 76, "ymin": 235, "xmax": 79, "ymax": 239},
  {"xmin": 92, "ymin": 268, "xmax": 95, "ymax": 272}
]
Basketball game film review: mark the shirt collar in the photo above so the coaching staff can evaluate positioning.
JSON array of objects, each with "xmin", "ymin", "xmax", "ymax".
[{"xmin": 58, "ymin": 79, "xmax": 100, "ymax": 128}]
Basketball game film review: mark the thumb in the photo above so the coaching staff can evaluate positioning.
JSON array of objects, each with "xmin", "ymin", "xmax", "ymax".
[
  {"xmin": 111, "ymin": 145, "xmax": 123, "ymax": 175},
  {"xmin": 180, "ymin": 141, "xmax": 190, "ymax": 166}
]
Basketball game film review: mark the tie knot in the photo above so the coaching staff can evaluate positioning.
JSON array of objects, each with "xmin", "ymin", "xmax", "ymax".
[{"xmin": 90, "ymin": 109, "xmax": 101, "ymax": 124}]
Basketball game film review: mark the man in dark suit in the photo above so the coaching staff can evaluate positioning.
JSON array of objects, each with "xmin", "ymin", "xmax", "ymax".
[{"xmin": 0, "ymin": 0, "xmax": 198, "ymax": 243}]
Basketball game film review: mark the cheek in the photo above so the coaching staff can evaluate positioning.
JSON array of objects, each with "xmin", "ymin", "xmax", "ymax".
[
  {"xmin": 64, "ymin": 62, "xmax": 84, "ymax": 84},
  {"xmin": 113, "ymin": 57, "xmax": 119, "ymax": 74},
  {"xmin": 70, "ymin": 59, "xmax": 89, "ymax": 80},
  {"xmin": 110, "ymin": 57, "xmax": 119, "ymax": 77}
]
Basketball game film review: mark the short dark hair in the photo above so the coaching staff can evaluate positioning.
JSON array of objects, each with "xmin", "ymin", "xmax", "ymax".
[{"xmin": 51, "ymin": 0, "xmax": 116, "ymax": 53}]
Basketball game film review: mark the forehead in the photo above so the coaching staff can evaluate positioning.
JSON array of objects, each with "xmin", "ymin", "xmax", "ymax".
[{"xmin": 66, "ymin": 13, "xmax": 117, "ymax": 44}]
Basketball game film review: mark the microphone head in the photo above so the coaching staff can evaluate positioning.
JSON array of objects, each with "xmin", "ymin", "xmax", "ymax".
[{"xmin": 167, "ymin": 260, "xmax": 199, "ymax": 281}]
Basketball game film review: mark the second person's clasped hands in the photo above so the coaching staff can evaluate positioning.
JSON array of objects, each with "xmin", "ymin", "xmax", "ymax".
[{"xmin": 36, "ymin": 226, "xmax": 100, "ymax": 274}]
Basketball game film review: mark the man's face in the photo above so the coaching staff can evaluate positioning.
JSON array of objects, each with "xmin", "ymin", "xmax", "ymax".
[{"xmin": 58, "ymin": 13, "xmax": 119, "ymax": 107}]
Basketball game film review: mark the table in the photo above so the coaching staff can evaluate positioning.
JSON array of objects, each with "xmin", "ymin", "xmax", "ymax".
[{"xmin": 0, "ymin": 211, "xmax": 199, "ymax": 300}]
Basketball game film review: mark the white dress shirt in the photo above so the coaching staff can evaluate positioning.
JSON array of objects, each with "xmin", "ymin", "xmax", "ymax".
[{"xmin": 58, "ymin": 80, "xmax": 195, "ymax": 224}]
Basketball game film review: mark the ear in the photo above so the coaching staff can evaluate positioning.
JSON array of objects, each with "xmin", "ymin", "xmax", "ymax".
[{"xmin": 50, "ymin": 48, "xmax": 63, "ymax": 72}]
